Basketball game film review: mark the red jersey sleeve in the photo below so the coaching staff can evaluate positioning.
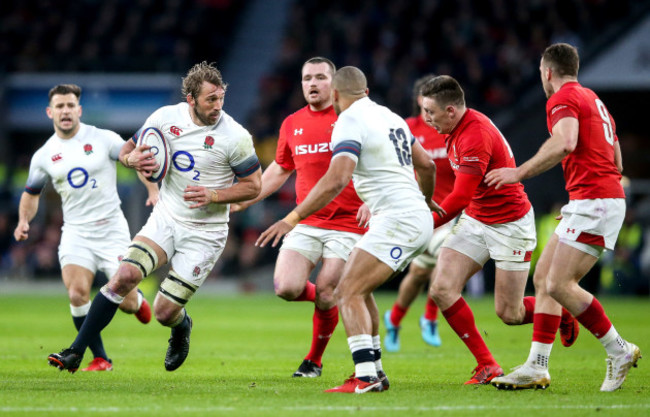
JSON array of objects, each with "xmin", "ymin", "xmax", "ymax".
[
  {"xmin": 275, "ymin": 117, "xmax": 295, "ymax": 171},
  {"xmin": 433, "ymin": 171, "xmax": 482, "ymax": 227},
  {"xmin": 548, "ymin": 101, "xmax": 579, "ymax": 129},
  {"xmin": 456, "ymin": 128, "xmax": 490, "ymax": 177}
]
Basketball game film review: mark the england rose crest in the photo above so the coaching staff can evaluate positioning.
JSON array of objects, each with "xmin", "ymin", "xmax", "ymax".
[
  {"xmin": 192, "ymin": 266, "xmax": 201, "ymax": 277},
  {"xmin": 84, "ymin": 144, "xmax": 93, "ymax": 155},
  {"xmin": 203, "ymin": 136, "xmax": 214, "ymax": 149}
]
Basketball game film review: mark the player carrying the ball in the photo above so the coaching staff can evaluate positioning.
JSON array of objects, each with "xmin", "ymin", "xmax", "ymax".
[{"xmin": 48, "ymin": 62, "xmax": 262, "ymax": 373}]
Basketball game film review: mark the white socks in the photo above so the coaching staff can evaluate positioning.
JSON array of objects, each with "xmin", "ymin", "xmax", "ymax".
[
  {"xmin": 348, "ymin": 334, "xmax": 376, "ymax": 378},
  {"xmin": 599, "ymin": 326, "xmax": 626, "ymax": 356},
  {"xmin": 526, "ymin": 341, "xmax": 553, "ymax": 368},
  {"xmin": 70, "ymin": 302, "xmax": 91, "ymax": 317}
]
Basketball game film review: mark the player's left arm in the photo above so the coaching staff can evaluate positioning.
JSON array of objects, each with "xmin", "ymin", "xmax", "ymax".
[
  {"xmin": 614, "ymin": 139, "xmax": 623, "ymax": 173},
  {"xmin": 185, "ymin": 166, "xmax": 262, "ymax": 209},
  {"xmin": 412, "ymin": 140, "xmax": 445, "ymax": 216},
  {"xmin": 485, "ymin": 117, "xmax": 579, "ymax": 189},
  {"xmin": 256, "ymin": 155, "xmax": 354, "ymax": 248},
  {"xmin": 412, "ymin": 140, "xmax": 435, "ymax": 202}
]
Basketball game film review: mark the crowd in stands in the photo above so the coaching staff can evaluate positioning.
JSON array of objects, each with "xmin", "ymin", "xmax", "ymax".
[
  {"xmin": 1, "ymin": 0, "xmax": 648, "ymax": 294},
  {"xmin": 0, "ymin": 0, "xmax": 247, "ymax": 73},
  {"xmin": 246, "ymin": 0, "xmax": 635, "ymax": 142}
]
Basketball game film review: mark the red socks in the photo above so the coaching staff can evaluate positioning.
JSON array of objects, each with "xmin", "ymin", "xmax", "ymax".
[
  {"xmin": 294, "ymin": 281, "xmax": 316, "ymax": 302},
  {"xmin": 442, "ymin": 297, "xmax": 496, "ymax": 365},
  {"xmin": 522, "ymin": 296, "xmax": 535, "ymax": 325},
  {"xmin": 532, "ymin": 313, "xmax": 561, "ymax": 344},
  {"xmin": 424, "ymin": 297, "xmax": 439, "ymax": 321},
  {"xmin": 389, "ymin": 302, "xmax": 408, "ymax": 326},
  {"xmin": 305, "ymin": 305, "xmax": 339, "ymax": 367},
  {"xmin": 576, "ymin": 297, "xmax": 613, "ymax": 339}
]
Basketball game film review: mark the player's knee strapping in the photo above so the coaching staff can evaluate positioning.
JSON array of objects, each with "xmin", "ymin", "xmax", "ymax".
[
  {"xmin": 121, "ymin": 242, "xmax": 159, "ymax": 278},
  {"xmin": 159, "ymin": 271, "xmax": 198, "ymax": 306}
]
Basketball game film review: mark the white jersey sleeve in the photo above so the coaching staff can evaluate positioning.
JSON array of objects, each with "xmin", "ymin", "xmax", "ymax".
[
  {"xmin": 25, "ymin": 148, "xmax": 50, "ymax": 195},
  {"xmin": 24, "ymin": 123, "xmax": 125, "ymax": 225},
  {"xmin": 139, "ymin": 103, "xmax": 260, "ymax": 230},
  {"xmin": 331, "ymin": 97, "xmax": 427, "ymax": 215}
]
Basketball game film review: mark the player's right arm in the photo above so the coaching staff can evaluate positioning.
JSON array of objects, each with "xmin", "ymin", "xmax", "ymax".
[
  {"xmin": 486, "ymin": 116, "xmax": 579, "ymax": 189},
  {"xmin": 137, "ymin": 171, "xmax": 160, "ymax": 206},
  {"xmin": 119, "ymin": 135, "xmax": 159, "ymax": 175},
  {"xmin": 14, "ymin": 192, "xmax": 40, "ymax": 241},
  {"xmin": 231, "ymin": 161, "xmax": 294, "ymax": 212}
]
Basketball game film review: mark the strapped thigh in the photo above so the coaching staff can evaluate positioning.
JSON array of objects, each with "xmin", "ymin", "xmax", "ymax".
[
  {"xmin": 159, "ymin": 270, "xmax": 198, "ymax": 306},
  {"xmin": 121, "ymin": 241, "xmax": 159, "ymax": 278}
]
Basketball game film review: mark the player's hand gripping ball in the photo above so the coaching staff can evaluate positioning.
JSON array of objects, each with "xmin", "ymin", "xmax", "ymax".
[{"xmin": 137, "ymin": 127, "xmax": 170, "ymax": 183}]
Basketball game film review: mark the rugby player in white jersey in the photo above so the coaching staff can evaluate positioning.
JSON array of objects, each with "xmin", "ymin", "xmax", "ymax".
[
  {"xmin": 48, "ymin": 63, "xmax": 262, "ymax": 373},
  {"xmin": 257, "ymin": 67, "xmax": 444, "ymax": 393},
  {"xmin": 15, "ymin": 84, "xmax": 156, "ymax": 372}
]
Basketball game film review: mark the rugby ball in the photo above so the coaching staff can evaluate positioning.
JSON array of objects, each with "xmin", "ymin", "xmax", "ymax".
[{"xmin": 137, "ymin": 127, "xmax": 170, "ymax": 183}]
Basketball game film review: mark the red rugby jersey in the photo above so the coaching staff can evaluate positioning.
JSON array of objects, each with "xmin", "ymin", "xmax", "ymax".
[
  {"xmin": 276, "ymin": 105, "xmax": 365, "ymax": 234},
  {"xmin": 447, "ymin": 109, "xmax": 531, "ymax": 224},
  {"xmin": 407, "ymin": 115, "xmax": 455, "ymax": 203},
  {"xmin": 546, "ymin": 82, "xmax": 624, "ymax": 200}
]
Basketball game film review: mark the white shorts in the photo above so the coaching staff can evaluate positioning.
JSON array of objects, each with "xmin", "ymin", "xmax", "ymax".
[
  {"xmin": 442, "ymin": 208, "xmax": 537, "ymax": 271},
  {"xmin": 138, "ymin": 205, "xmax": 228, "ymax": 287},
  {"xmin": 412, "ymin": 220, "xmax": 454, "ymax": 269},
  {"xmin": 356, "ymin": 210, "xmax": 433, "ymax": 272},
  {"xmin": 59, "ymin": 213, "xmax": 131, "ymax": 277},
  {"xmin": 556, "ymin": 198, "xmax": 625, "ymax": 256},
  {"xmin": 281, "ymin": 224, "xmax": 363, "ymax": 264}
]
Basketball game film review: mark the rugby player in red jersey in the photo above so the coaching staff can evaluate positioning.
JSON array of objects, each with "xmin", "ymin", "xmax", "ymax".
[
  {"xmin": 421, "ymin": 75, "xmax": 573, "ymax": 385},
  {"xmin": 487, "ymin": 43, "xmax": 640, "ymax": 391}
]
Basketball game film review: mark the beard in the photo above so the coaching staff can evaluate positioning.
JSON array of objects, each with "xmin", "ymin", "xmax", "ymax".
[{"xmin": 193, "ymin": 107, "xmax": 219, "ymax": 126}]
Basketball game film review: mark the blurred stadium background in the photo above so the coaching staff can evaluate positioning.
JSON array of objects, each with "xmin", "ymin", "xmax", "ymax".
[{"xmin": 1, "ymin": 0, "xmax": 649, "ymax": 296}]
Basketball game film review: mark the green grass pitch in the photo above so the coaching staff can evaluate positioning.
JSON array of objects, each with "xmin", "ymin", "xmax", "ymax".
[{"xmin": 0, "ymin": 287, "xmax": 648, "ymax": 416}]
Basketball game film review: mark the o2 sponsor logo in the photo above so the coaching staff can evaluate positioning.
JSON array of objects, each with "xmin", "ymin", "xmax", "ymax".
[
  {"xmin": 172, "ymin": 150, "xmax": 200, "ymax": 181},
  {"xmin": 67, "ymin": 167, "xmax": 97, "ymax": 189},
  {"xmin": 390, "ymin": 246, "xmax": 403, "ymax": 264}
]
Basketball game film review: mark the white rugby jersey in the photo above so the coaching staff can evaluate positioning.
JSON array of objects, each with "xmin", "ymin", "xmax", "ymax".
[
  {"xmin": 331, "ymin": 97, "xmax": 428, "ymax": 215},
  {"xmin": 135, "ymin": 102, "xmax": 260, "ymax": 230},
  {"xmin": 25, "ymin": 123, "xmax": 125, "ymax": 225}
]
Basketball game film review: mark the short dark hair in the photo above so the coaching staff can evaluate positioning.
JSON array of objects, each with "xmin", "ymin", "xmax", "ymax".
[
  {"xmin": 542, "ymin": 43, "xmax": 579, "ymax": 78},
  {"xmin": 411, "ymin": 74, "xmax": 436, "ymax": 116},
  {"xmin": 303, "ymin": 57, "xmax": 336, "ymax": 75},
  {"xmin": 182, "ymin": 61, "xmax": 227, "ymax": 99},
  {"xmin": 48, "ymin": 84, "xmax": 81, "ymax": 103},
  {"xmin": 420, "ymin": 75, "xmax": 465, "ymax": 107}
]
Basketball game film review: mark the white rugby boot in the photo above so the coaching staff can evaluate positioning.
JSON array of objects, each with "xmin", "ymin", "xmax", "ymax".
[
  {"xmin": 600, "ymin": 341, "xmax": 641, "ymax": 392},
  {"xmin": 491, "ymin": 362, "xmax": 551, "ymax": 390}
]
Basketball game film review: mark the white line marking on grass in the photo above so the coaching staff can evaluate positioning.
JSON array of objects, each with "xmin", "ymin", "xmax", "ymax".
[
  {"xmin": 2, "ymin": 404, "xmax": 649, "ymax": 413},
  {"xmin": 289, "ymin": 404, "xmax": 650, "ymax": 411}
]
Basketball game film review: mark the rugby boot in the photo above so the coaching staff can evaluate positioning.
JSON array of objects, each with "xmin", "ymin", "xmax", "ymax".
[
  {"xmin": 48, "ymin": 348, "xmax": 83, "ymax": 373},
  {"xmin": 165, "ymin": 315, "xmax": 192, "ymax": 371}
]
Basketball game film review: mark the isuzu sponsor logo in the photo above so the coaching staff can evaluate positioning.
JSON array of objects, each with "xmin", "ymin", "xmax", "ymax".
[{"xmin": 295, "ymin": 142, "xmax": 333, "ymax": 155}]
